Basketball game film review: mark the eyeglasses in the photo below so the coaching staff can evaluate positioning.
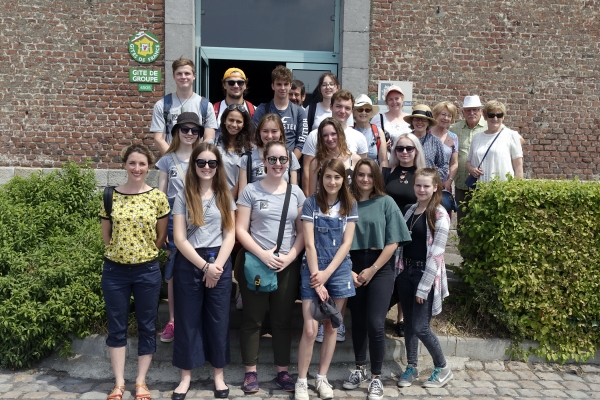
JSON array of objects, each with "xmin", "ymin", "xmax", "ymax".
[
  {"xmin": 487, "ymin": 112, "xmax": 504, "ymax": 119},
  {"xmin": 321, "ymin": 82, "xmax": 336, "ymax": 88},
  {"xmin": 226, "ymin": 80, "xmax": 246, "ymax": 86},
  {"xmin": 195, "ymin": 159, "xmax": 218, "ymax": 169},
  {"xmin": 180, "ymin": 126, "xmax": 202, "ymax": 135},
  {"xmin": 395, "ymin": 146, "xmax": 416, "ymax": 153},
  {"xmin": 355, "ymin": 107, "xmax": 373, "ymax": 113},
  {"xmin": 266, "ymin": 156, "xmax": 289, "ymax": 165},
  {"xmin": 226, "ymin": 104, "xmax": 248, "ymax": 113}
]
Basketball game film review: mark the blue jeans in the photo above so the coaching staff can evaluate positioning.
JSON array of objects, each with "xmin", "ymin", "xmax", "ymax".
[
  {"xmin": 101, "ymin": 258, "xmax": 162, "ymax": 356},
  {"xmin": 397, "ymin": 265, "xmax": 446, "ymax": 368}
]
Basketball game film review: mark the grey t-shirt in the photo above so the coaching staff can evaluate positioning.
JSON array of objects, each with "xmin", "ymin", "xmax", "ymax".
[
  {"xmin": 155, "ymin": 153, "xmax": 189, "ymax": 199},
  {"xmin": 252, "ymin": 101, "xmax": 308, "ymax": 152},
  {"xmin": 172, "ymin": 191, "xmax": 237, "ymax": 249},
  {"xmin": 238, "ymin": 148, "xmax": 300, "ymax": 184},
  {"xmin": 237, "ymin": 182, "xmax": 306, "ymax": 254},
  {"xmin": 211, "ymin": 138, "xmax": 255, "ymax": 190},
  {"xmin": 150, "ymin": 93, "xmax": 218, "ymax": 145}
]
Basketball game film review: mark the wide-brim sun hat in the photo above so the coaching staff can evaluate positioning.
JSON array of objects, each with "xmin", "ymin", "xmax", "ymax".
[
  {"xmin": 354, "ymin": 94, "xmax": 380, "ymax": 115},
  {"xmin": 403, "ymin": 104, "xmax": 438, "ymax": 127}
]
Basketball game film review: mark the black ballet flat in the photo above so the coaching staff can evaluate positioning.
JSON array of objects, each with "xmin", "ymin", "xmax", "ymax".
[
  {"xmin": 214, "ymin": 385, "xmax": 229, "ymax": 398},
  {"xmin": 172, "ymin": 389, "xmax": 188, "ymax": 400}
]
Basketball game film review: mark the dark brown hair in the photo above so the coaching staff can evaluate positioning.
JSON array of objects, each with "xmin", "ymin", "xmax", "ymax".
[
  {"xmin": 317, "ymin": 72, "xmax": 339, "ymax": 97},
  {"xmin": 121, "ymin": 143, "xmax": 155, "ymax": 165},
  {"xmin": 172, "ymin": 57, "xmax": 195, "ymax": 74},
  {"xmin": 219, "ymin": 108, "xmax": 254, "ymax": 156},
  {"xmin": 255, "ymin": 113, "xmax": 286, "ymax": 148},
  {"xmin": 271, "ymin": 65, "xmax": 292, "ymax": 84},
  {"xmin": 316, "ymin": 159, "xmax": 354, "ymax": 217},
  {"xmin": 350, "ymin": 158, "xmax": 386, "ymax": 200}
]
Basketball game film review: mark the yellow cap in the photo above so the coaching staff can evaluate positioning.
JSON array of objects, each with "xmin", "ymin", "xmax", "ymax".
[{"xmin": 223, "ymin": 68, "xmax": 247, "ymax": 80}]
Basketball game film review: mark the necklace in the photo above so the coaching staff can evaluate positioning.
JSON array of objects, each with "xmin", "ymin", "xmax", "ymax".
[
  {"xmin": 398, "ymin": 168, "xmax": 412, "ymax": 184},
  {"xmin": 175, "ymin": 92, "xmax": 193, "ymax": 113},
  {"xmin": 328, "ymin": 198, "xmax": 340, "ymax": 209},
  {"xmin": 408, "ymin": 211, "xmax": 424, "ymax": 236}
]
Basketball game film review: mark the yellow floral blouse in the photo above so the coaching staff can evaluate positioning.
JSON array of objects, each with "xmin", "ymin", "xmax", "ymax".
[{"xmin": 99, "ymin": 188, "xmax": 170, "ymax": 264}]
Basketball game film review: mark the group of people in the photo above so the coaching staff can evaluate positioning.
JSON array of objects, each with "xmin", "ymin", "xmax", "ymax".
[{"xmin": 100, "ymin": 58, "xmax": 525, "ymax": 400}]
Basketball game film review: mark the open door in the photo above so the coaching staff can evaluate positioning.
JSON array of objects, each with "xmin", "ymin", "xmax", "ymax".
[
  {"xmin": 287, "ymin": 63, "xmax": 338, "ymax": 105},
  {"xmin": 197, "ymin": 47, "xmax": 209, "ymax": 98}
]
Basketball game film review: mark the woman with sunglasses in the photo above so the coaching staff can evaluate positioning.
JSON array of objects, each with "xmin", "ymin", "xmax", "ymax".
[
  {"xmin": 236, "ymin": 140, "xmax": 306, "ymax": 394},
  {"xmin": 237, "ymin": 114, "xmax": 299, "ymax": 195},
  {"xmin": 353, "ymin": 94, "xmax": 388, "ymax": 166},
  {"xmin": 156, "ymin": 112, "xmax": 203, "ymax": 344},
  {"xmin": 344, "ymin": 158, "xmax": 410, "ymax": 400},
  {"xmin": 306, "ymin": 73, "xmax": 353, "ymax": 131},
  {"xmin": 308, "ymin": 117, "xmax": 361, "ymax": 196},
  {"xmin": 383, "ymin": 133, "xmax": 426, "ymax": 337},
  {"xmin": 100, "ymin": 144, "xmax": 170, "ymax": 400},
  {"xmin": 211, "ymin": 104, "xmax": 255, "ymax": 200},
  {"xmin": 466, "ymin": 100, "xmax": 523, "ymax": 184},
  {"xmin": 171, "ymin": 142, "xmax": 236, "ymax": 400}
]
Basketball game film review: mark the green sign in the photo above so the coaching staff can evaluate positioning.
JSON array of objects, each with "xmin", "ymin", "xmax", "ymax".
[
  {"xmin": 138, "ymin": 84, "xmax": 153, "ymax": 92},
  {"xmin": 128, "ymin": 31, "xmax": 161, "ymax": 64},
  {"xmin": 130, "ymin": 69, "xmax": 161, "ymax": 83}
]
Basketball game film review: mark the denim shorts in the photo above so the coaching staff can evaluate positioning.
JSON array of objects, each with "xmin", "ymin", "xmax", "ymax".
[{"xmin": 300, "ymin": 257, "xmax": 355, "ymax": 300}]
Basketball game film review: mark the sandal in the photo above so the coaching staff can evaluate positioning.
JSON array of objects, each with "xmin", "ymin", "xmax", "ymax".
[
  {"xmin": 107, "ymin": 385, "xmax": 125, "ymax": 400},
  {"xmin": 135, "ymin": 383, "xmax": 152, "ymax": 400}
]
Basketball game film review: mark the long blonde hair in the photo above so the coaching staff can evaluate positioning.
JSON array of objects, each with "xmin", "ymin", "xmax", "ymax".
[
  {"xmin": 389, "ymin": 133, "xmax": 426, "ymax": 169},
  {"xmin": 184, "ymin": 143, "xmax": 234, "ymax": 231}
]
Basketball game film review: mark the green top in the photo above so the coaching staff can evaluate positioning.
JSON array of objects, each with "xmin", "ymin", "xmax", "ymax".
[{"xmin": 351, "ymin": 195, "xmax": 411, "ymax": 251}]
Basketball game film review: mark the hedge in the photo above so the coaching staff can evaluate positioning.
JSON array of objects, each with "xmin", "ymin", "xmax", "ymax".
[
  {"xmin": 0, "ymin": 164, "xmax": 105, "ymax": 368},
  {"xmin": 458, "ymin": 177, "xmax": 600, "ymax": 363}
]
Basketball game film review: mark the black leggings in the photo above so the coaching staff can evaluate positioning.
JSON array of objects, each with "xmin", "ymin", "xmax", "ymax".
[{"xmin": 348, "ymin": 250, "xmax": 395, "ymax": 376}]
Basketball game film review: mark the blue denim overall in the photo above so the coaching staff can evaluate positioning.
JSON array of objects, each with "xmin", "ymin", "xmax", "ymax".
[{"xmin": 300, "ymin": 199, "xmax": 355, "ymax": 299}]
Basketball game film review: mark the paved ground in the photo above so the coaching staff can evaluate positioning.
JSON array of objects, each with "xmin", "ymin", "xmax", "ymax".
[{"xmin": 2, "ymin": 361, "xmax": 600, "ymax": 399}]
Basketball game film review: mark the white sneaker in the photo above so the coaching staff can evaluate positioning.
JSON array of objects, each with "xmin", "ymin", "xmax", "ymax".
[
  {"xmin": 294, "ymin": 380, "xmax": 309, "ymax": 400},
  {"xmin": 343, "ymin": 368, "xmax": 367, "ymax": 390},
  {"xmin": 315, "ymin": 323, "xmax": 324, "ymax": 343},
  {"xmin": 422, "ymin": 366, "xmax": 453, "ymax": 388},
  {"xmin": 316, "ymin": 377, "xmax": 333, "ymax": 400},
  {"xmin": 235, "ymin": 293, "xmax": 243, "ymax": 310},
  {"xmin": 367, "ymin": 378, "xmax": 384, "ymax": 400},
  {"xmin": 336, "ymin": 323, "xmax": 346, "ymax": 342}
]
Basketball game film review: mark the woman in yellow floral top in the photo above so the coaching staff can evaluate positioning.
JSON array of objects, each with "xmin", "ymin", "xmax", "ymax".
[{"xmin": 99, "ymin": 144, "xmax": 170, "ymax": 400}]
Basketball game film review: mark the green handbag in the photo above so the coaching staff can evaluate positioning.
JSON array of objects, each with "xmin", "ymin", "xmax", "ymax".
[{"xmin": 244, "ymin": 183, "xmax": 291, "ymax": 293}]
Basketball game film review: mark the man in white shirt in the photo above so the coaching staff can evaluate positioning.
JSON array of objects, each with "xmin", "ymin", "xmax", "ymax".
[{"xmin": 302, "ymin": 90, "xmax": 367, "ymax": 195}]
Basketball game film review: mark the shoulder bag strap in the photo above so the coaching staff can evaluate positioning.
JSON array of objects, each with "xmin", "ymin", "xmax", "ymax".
[
  {"xmin": 275, "ymin": 183, "xmax": 292, "ymax": 254},
  {"xmin": 170, "ymin": 153, "xmax": 186, "ymax": 181},
  {"xmin": 476, "ymin": 128, "xmax": 504, "ymax": 168},
  {"xmin": 379, "ymin": 113, "xmax": 385, "ymax": 133},
  {"xmin": 246, "ymin": 150, "xmax": 253, "ymax": 183},
  {"xmin": 186, "ymin": 193, "xmax": 216, "ymax": 239}
]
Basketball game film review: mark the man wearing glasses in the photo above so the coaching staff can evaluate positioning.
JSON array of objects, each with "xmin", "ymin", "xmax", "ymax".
[
  {"xmin": 151, "ymin": 58, "xmax": 218, "ymax": 155},
  {"xmin": 213, "ymin": 68, "xmax": 256, "ymax": 137}
]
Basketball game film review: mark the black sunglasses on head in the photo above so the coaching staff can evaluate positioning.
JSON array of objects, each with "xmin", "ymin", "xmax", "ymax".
[
  {"xmin": 195, "ymin": 159, "xmax": 218, "ymax": 169},
  {"xmin": 226, "ymin": 104, "xmax": 248, "ymax": 113}
]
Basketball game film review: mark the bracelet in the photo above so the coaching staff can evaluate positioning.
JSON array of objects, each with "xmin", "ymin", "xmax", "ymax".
[
  {"xmin": 372, "ymin": 265, "xmax": 379, "ymax": 271},
  {"xmin": 202, "ymin": 262, "xmax": 210, "ymax": 273},
  {"xmin": 448, "ymin": 177, "xmax": 454, "ymax": 182}
]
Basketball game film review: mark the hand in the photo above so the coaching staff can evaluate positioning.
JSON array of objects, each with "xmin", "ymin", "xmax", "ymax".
[
  {"xmin": 260, "ymin": 246, "xmax": 284, "ymax": 270},
  {"xmin": 310, "ymin": 270, "xmax": 330, "ymax": 288},
  {"xmin": 316, "ymin": 285, "xmax": 329, "ymax": 301},
  {"xmin": 351, "ymin": 271, "xmax": 362, "ymax": 288},
  {"xmin": 415, "ymin": 296, "xmax": 424, "ymax": 305},
  {"xmin": 202, "ymin": 263, "xmax": 223, "ymax": 288},
  {"xmin": 357, "ymin": 267, "xmax": 375, "ymax": 286},
  {"xmin": 275, "ymin": 252, "xmax": 294, "ymax": 271},
  {"xmin": 443, "ymin": 180, "xmax": 452, "ymax": 192},
  {"xmin": 470, "ymin": 167, "xmax": 484, "ymax": 178},
  {"xmin": 386, "ymin": 138, "xmax": 392, "ymax": 150}
]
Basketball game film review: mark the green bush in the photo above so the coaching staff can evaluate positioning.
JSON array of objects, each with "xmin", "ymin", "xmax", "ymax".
[
  {"xmin": 458, "ymin": 177, "xmax": 600, "ymax": 362},
  {"xmin": 0, "ymin": 164, "xmax": 105, "ymax": 368}
]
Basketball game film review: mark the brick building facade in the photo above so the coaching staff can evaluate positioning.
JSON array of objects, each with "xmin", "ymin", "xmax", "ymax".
[{"xmin": 1, "ymin": 1, "xmax": 598, "ymax": 181}]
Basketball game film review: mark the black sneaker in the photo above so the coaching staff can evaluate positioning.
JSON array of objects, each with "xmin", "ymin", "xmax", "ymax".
[
  {"xmin": 242, "ymin": 372, "xmax": 259, "ymax": 393},
  {"xmin": 274, "ymin": 371, "xmax": 295, "ymax": 392},
  {"xmin": 395, "ymin": 321, "xmax": 405, "ymax": 337}
]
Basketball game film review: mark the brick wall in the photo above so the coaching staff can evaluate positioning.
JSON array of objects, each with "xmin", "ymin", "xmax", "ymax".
[
  {"xmin": 370, "ymin": 0, "xmax": 600, "ymax": 180},
  {"xmin": 0, "ymin": 0, "xmax": 165, "ymax": 170}
]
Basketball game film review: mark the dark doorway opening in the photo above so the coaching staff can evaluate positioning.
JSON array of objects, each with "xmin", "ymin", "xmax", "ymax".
[{"xmin": 208, "ymin": 59, "xmax": 284, "ymax": 107}]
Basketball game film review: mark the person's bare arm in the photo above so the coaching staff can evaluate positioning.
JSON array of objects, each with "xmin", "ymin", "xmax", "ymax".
[
  {"xmin": 512, "ymin": 157, "xmax": 523, "ymax": 178},
  {"xmin": 153, "ymin": 131, "xmax": 170, "ymax": 155}
]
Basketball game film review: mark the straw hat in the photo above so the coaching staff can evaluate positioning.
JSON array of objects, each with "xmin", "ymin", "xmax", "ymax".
[{"xmin": 403, "ymin": 104, "xmax": 438, "ymax": 127}]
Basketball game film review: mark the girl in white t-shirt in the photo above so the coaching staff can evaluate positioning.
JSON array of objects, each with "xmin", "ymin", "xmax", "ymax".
[{"xmin": 306, "ymin": 73, "xmax": 354, "ymax": 130}]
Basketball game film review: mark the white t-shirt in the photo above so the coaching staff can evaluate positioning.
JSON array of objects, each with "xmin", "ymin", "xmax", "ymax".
[
  {"xmin": 308, "ymin": 102, "xmax": 354, "ymax": 131},
  {"xmin": 467, "ymin": 128, "xmax": 523, "ymax": 182},
  {"xmin": 370, "ymin": 112, "xmax": 411, "ymax": 144},
  {"xmin": 301, "ymin": 126, "xmax": 368, "ymax": 157}
]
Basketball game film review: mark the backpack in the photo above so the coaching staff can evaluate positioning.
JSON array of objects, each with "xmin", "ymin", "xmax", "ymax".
[
  {"xmin": 213, "ymin": 100, "xmax": 255, "ymax": 120},
  {"xmin": 355, "ymin": 124, "xmax": 382, "ymax": 151},
  {"xmin": 307, "ymin": 102, "xmax": 318, "ymax": 131},
  {"xmin": 163, "ymin": 94, "xmax": 209, "ymax": 138}
]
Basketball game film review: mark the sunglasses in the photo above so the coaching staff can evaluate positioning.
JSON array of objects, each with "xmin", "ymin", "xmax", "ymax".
[
  {"xmin": 487, "ymin": 112, "xmax": 504, "ymax": 119},
  {"xmin": 226, "ymin": 104, "xmax": 248, "ymax": 113},
  {"xmin": 226, "ymin": 80, "xmax": 246, "ymax": 86},
  {"xmin": 395, "ymin": 146, "xmax": 416, "ymax": 153},
  {"xmin": 180, "ymin": 126, "xmax": 202, "ymax": 135},
  {"xmin": 355, "ymin": 107, "xmax": 373, "ymax": 113},
  {"xmin": 266, "ymin": 156, "xmax": 289, "ymax": 165},
  {"xmin": 195, "ymin": 159, "xmax": 218, "ymax": 169}
]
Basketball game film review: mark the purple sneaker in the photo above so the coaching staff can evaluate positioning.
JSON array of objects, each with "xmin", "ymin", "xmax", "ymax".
[
  {"xmin": 242, "ymin": 372, "xmax": 259, "ymax": 393},
  {"xmin": 275, "ymin": 371, "xmax": 295, "ymax": 392}
]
